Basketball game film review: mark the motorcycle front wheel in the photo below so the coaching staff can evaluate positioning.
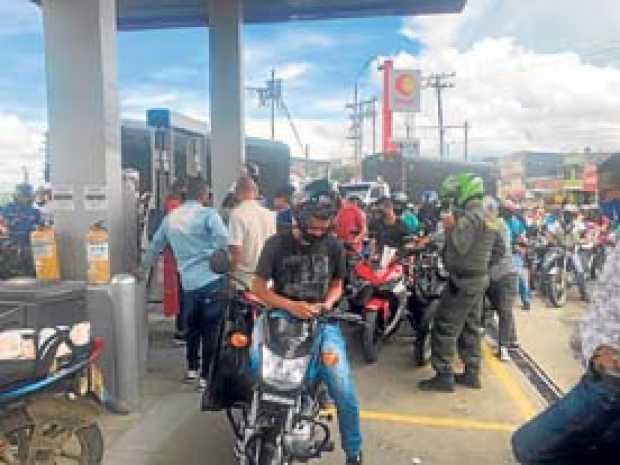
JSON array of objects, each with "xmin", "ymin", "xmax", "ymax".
[
  {"xmin": 548, "ymin": 273, "xmax": 567, "ymax": 308},
  {"xmin": 361, "ymin": 311, "xmax": 383, "ymax": 364}
]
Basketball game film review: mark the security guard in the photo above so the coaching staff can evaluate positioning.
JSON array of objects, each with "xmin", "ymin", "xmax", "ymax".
[{"xmin": 418, "ymin": 174, "xmax": 504, "ymax": 392}]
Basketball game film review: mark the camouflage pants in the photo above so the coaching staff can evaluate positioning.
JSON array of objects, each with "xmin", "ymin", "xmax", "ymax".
[{"xmin": 431, "ymin": 281, "xmax": 485, "ymax": 375}]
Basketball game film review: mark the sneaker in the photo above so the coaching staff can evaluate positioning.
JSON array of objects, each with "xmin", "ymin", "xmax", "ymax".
[
  {"xmin": 522, "ymin": 302, "xmax": 531, "ymax": 311},
  {"xmin": 498, "ymin": 346, "xmax": 510, "ymax": 362},
  {"xmin": 184, "ymin": 370, "xmax": 199, "ymax": 384},
  {"xmin": 173, "ymin": 332, "xmax": 186, "ymax": 346},
  {"xmin": 198, "ymin": 378, "xmax": 208, "ymax": 391}
]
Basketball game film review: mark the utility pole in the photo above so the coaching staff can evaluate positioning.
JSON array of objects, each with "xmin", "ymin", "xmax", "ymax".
[
  {"xmin": 464, "ymin": 120, "xmax": 469, "ymax": 161},
  {"xmin": 371, "ymin": 97, "xmax": 377, "ymax": 154},
  {"xmin": 347, "ymin": 96, "xmax": 376, "ymax": 180},
  {"xmin": 270, "ymin": 69, "xmax": 276, "ymax": 140},
  {"xmin": 426, "ymin": 72, "xmax": 455, "ymax": 161}
]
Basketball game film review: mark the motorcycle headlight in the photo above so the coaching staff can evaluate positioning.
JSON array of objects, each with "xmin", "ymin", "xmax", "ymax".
[{"xmin": 261, "ymin": 346, "xmax": 309, "ymax": 392}]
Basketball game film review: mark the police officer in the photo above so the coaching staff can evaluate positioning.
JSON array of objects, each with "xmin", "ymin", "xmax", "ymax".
[{"xmin": 418, "ymin": 174, "xmax": 504, "ymax": 392}]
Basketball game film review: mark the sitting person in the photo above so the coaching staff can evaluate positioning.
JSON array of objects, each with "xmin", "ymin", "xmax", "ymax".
[{"xmin": 511, "ymin": 242, "xmax": 620, "ymax": 465}]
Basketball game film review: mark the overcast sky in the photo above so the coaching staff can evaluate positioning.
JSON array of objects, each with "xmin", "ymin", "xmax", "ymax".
[{"xmin": 1, "ymin": 0, "xmax": 620, "ymax": 190}]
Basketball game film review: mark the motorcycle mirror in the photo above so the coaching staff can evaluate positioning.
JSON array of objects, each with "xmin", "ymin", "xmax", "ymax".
[{"xmin": 209, "ymin": 249, "xmax": 232, "ymax": 275}]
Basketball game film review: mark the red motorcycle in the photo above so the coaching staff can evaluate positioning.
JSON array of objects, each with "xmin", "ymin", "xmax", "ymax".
[{"xmin": 344, "ymin": 249, "xmax": 408, "ymax": 363}]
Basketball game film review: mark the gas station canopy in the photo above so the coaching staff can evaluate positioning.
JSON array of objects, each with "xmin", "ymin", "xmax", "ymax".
[{"xmin": 34, "ymin": 0, "xmax": 466, "ymax": 29}]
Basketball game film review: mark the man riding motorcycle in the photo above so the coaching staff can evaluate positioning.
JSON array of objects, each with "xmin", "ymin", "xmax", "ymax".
[
  {"xmin": 418, "ymin": 174, "xmax": 504, "ymax": 392},
  {"xmin": 251, "ymin": 197, "xmax": 363, "ymax": 465},
  {"xmin": 546, "ymin": 204, "xmax": 590, "ymax": 302},
  {"xmin": 392, "ymin": 192, "xmax": 420, "ymax": 235}
]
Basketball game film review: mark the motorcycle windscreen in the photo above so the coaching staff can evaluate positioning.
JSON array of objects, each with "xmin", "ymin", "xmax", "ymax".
[{"xmin": 264, "ymin": 315, "xmax": 315, "ymax": 359}]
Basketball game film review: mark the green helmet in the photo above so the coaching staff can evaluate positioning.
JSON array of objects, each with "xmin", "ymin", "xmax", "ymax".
[{"xmin": 440, "ymin": 173, "xmax": 484, "ymax": 207}]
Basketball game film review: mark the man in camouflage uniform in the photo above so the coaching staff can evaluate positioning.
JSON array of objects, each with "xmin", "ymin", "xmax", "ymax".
[
  {"xmin": 419, "ymin": 174, "xmax": 504, "ymax": 392},
  {"xmin": 512, "ymin": 243, "xmax": 620, "ymax": 464}
]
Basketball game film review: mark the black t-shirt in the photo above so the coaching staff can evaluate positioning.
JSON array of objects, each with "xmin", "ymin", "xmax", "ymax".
[
  {"xmin": 377, "ymin": 218, "xmax": 408, "ymax": 250},
  {"xmin": 255, "ymin": 232, "xmax": 347, "ymax": 302}
]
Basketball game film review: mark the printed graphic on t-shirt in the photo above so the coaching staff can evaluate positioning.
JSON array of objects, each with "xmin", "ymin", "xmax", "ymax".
[{"xmin": 281, "ymin": 254, "xmax": 330, "ymax": 302}]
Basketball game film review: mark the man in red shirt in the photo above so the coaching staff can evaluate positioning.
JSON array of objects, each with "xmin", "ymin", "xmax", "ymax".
[{"xmin": 335, "ymin": 195, "xmax": 367, "ymax": 253}]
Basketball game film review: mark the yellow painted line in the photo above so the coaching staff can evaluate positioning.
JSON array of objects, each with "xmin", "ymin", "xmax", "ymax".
[
  {"xmin": 482, "ymin": 343, "xmax": 537, "ymax": 420},
  {"xmin": 324, "ymin": 409, "xmax": 516, "ymax": 433}
]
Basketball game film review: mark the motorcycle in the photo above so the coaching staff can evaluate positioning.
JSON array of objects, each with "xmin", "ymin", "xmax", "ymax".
[
  {"xmin": 542, "ymin": 244, "xmax": 586, "ymax": 308},
  {"xmin": 591, "ymin": 231, "xmax": 616, "ymax": 280},
  {"xmin": 0, "ymin": 325, "xmax": 106, "ymax": 465},
  {"xmin": 344, "ymin": 245, "xmax": 408, "ymax": 363},
  {"xmin": 204, "ymin": 250, "xmax": 365, "ymax": 465},
  {"xmin": 526, "ymin": 229, "xmax": 548, "ymax": 294},
  {"xmin": 404, "ymin": 238, "xmax": 448, "ymax": 367},
  {"xmin": 0, "ymin": 238, "xmax": 34, "ymax": 280}
]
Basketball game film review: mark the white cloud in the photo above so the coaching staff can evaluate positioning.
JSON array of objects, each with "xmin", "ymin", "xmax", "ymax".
[
  {"xmin": 0, "ymin": 0, "xmax": 41, "ymax": 36},
  {"xmin": 0, "ymin": 113, "xmax": 44, "ymax": 191},
  {"xmin": 391, "ymin": 0, "xmax": 620, "ymax": 159},
  {"xmin": 246, "ymin": 117, "xmax": 349, "ymax": 160},
  {"xmin": 277, "ymin": 62, "xmax": 311, "ymax": 81}
]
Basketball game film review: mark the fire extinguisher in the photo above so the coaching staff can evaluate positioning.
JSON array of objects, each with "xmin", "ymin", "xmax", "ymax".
[
  {"xmin": 30, "ymin": 225, "xmax": 61, "ymax": 281},
  {"xmin": 87, "ymin": 221, "xmax": 110, "ymax": 285}
]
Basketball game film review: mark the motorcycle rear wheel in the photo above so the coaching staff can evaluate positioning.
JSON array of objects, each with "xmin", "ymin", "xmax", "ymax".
[{"xmin": 361, "ymin": 312, "xmax": 383, "ymax": 364}]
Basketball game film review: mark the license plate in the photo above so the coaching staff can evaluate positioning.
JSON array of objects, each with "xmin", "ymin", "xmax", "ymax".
[{"xmin": 261, "ymin": 392, "xmax": 295, "ymax": 406}]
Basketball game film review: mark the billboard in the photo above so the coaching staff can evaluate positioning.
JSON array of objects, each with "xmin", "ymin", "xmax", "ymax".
[{"xmin": 390, "ymin": 69, "xmax": 421, "ymax": 113}]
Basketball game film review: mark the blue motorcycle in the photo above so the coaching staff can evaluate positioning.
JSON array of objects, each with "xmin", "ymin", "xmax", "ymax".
[{"xmin": 0, "ymin": 325, "xmax": 105, "ymax": 465}]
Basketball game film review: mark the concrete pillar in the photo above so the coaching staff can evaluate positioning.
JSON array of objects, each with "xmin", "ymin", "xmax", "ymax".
[
  {"xmin": 208, "ymin": 0, "xmax": 245, "ymax": 207},
  {"xmin": 42, "ymin": 0, "xmax": 124, "ymax": 279}
]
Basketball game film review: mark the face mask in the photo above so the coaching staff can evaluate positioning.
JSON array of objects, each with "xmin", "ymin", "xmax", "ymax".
[{"xmin": 300, "ymin": 228, "xmax": 327, "ymax": 245}]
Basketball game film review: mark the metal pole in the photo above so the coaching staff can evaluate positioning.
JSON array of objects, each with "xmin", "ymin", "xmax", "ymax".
[
  {"xmin": 372, "ymin": 97, "xmax": 377, "ymax": 154},
  {"xmin": 437, "ymin": 79, "xmax": 445, "ymax": 161},
  {"xmin": 464, "ymin": 120, "xmax": 469, "ymax": 161},
  {"xmin": 271, "ymin": 69, "xmax": 275, "ymax": 140},
  {"xmin": 354, "ymin": 82, "xmax": 359, "ymax": 181}
]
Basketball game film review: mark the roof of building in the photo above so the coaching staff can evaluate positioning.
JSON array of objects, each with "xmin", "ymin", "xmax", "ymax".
[{"xmin": 33, "ymin": 0, "xmax": 466, "ymax": 30}]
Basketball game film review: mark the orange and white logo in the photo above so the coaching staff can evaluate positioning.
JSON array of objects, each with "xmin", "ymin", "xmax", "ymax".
[
  {"xmin": 390, "ymin": 69, "xmax": 421, "ymax": 113},
  {"xmin": 395, "ymin": 73, "xmax": 417, "ymax": 96}
]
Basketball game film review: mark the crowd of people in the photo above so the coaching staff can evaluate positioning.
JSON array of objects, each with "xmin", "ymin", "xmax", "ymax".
[{"xmin": 1, "ymin": 170, "xmax": 618, "ymax": 465}]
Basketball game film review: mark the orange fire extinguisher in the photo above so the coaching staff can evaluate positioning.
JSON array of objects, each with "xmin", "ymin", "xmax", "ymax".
[
  {"xmin": 87, "ymin": 221, "xmax": 110, "ymax": 285},
  {"xmin": 30, "ymin": 225, "xmax": 61, "ymax": 281}
]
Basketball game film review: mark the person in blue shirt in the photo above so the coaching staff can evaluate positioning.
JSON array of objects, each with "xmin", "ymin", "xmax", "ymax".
[
  {"xmin": 273, "ymin": 185, "xmax": 294, "ymax": 233},
  {"xmin": 502, "ymin": 200, "xmax": 531, "ymax": 310},
  {"xmin": 0, "ymin": 183, "xmax": 42, "ymax": 246},
  {"xmin": 142, "ymin": 176, "xmax": 229, "ymax": 389}
]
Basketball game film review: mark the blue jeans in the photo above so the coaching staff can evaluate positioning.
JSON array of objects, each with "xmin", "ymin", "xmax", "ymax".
[
  {"xmin": 250, "ymin": 311, "xmax": 362, "ymax": 458},
  {"xmin": 513, "ymin": 253, "xmax": 530, "ymax": 306},
  {"xmin": 512, "ymin": 369, "xmax": 620, "ymax": 465},
  {"xmin": 183, "ymin": 278, "xmax": 225, "ymax": 378}
]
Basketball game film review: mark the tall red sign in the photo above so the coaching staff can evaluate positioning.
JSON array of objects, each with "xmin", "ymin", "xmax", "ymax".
[{"xmin": 382, "ymin": 60, "xmax": 398, "ymax": 156}]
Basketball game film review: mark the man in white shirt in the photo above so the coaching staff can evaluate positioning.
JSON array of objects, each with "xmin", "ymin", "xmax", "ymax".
[{"xmin": 228, "ymin": 176, "xmax": 277, "ymax": 288}]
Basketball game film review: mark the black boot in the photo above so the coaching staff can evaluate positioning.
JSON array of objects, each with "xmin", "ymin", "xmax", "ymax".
[
  {"xmin": 418, "ymin": 373, "xmax": 455, "ymax": 392},
  {"xmin": 346, "ymin": 453, "xmax": 362, "ymax": 465},
  {"xmin": 455, "ymin": 370, "xmax": 481, "ymax": 389}
]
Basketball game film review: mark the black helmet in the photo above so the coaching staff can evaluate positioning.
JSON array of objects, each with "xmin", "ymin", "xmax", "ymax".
[{"xmin": 392, "ymin": 192, "xmax": 408, "ymax": 205}]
